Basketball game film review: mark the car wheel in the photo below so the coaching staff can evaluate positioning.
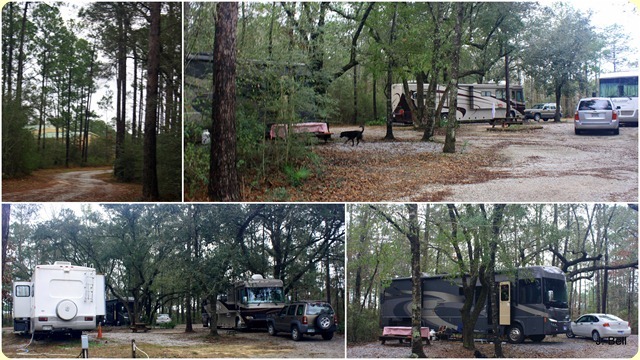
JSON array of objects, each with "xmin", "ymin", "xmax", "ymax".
[
  {"xmin": 506, "ymin": 325, "xmax": 525, "ymax": 344},
  {"xmin": 534, "ymin": 113, "xmax": 541, "ymax": 122},
  {"xmin": 566, "ymin": 328, "xmax": 575, "ymax": 338},
  {"xmin": 291, "ymin": 326, "xmax": 302, "ymax": 341},
  {"xmin": 267, "ymin": 322, "xmax": 277, "ymax": 336},
  {"xmin": 322, "ymin": 332, "xmax": 334, "ymax": 340},
  {"xmin": 316, "ymin": 314, "xmax": 333, "ymax": 330},
  {"xmin": 592, "ymin": 330, "xmax": 601, "ymax": 342}
]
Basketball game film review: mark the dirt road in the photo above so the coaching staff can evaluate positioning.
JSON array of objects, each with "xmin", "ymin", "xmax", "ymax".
[
  {"xmin": 258, "ymin": 121, "xmax": 637, "ymax": 202},
  {"xmin": 2, "ymin": 167, "xmax": 141, "ymax": 202},
  {"xmin": 348, "ymin": 335, "xmax": 638, "ymax": 358},
  {"xmin": 2, "ymin": 325, "xmax": 345, "ymax": 358}
]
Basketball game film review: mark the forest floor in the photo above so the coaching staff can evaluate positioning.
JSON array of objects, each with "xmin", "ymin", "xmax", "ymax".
[
  {"xmin": 244, "ymin": 121, "xmax": 638, "ymax": 202},
  {"xmin": 1, "ymin": 325, "xmax": 345, "ymax": 358},
  {"xmin": 2, "ymin": 166, "xmax": 142, "ymax": 202},
  {"xmin": 348, "ymin": 334, "xmax": 638, "ymax": 358}
]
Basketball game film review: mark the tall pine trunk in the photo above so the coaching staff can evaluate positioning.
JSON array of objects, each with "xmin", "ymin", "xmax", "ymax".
[
  {"xmin": 208, "ymin": 2, "xmax": 240, "ymax": 201},
  {"xmin": 142, "ymin": 2, "xmax": 161, "ymax": 200},
  {"xmin": 443, "ymin": 3, "xmax": 464, "ymax": 154}
]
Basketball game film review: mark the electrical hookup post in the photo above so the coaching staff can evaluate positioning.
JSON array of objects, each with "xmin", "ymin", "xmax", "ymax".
[{"xmin": 81, "ymin": 335, "xmax": 89, "ymax": 358}]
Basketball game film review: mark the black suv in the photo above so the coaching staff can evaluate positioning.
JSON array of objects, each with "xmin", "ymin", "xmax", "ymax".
[{"xmin": 266, "ymin": 301, "xmax": 336, "ymax": 341}]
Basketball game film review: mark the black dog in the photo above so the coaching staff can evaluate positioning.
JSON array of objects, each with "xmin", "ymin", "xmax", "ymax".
[{"xmin": 340, "ymin": 125, "xmax": 364, "ymax": 146}]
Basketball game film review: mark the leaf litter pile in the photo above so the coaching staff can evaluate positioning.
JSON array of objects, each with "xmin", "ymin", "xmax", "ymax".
[{"xmin": 243, "ymin": 126, "xmax": 508, "ymax": 202}]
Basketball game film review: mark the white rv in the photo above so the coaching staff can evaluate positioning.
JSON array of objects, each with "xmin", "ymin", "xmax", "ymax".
[
  {"xmin": 391, "ymin": 82, "xmax": 526, "ymax": 123},
  {"xmin": 13, "ymin": 261, "xmax": 106, "ymax": 337}
]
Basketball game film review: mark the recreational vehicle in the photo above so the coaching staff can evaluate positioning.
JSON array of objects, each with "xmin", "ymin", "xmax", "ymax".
[
  {"xmin": 12, "ymin": 261, "xmax": 106, "ymax": 337},
  {"xmin": 203, "ymin": 275, "xmax": 285, "ymax": 329},
  {"xmin": 598, "ymin": 70, "xmax": 638, "ymax": 125},
  {"xmin": 391, "ymin": 82, "xmax": 526, "ymax": 123},
  {"xmin": 380, "ymin": 266, "xmax": 570, "ymax": 344}
]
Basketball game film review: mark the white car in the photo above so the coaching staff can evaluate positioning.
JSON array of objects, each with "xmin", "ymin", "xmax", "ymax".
[
  {"xmin": 156, "ymin": 313, "xmax": 172, "ymax": 324},
  {"xmin": 567, "ymin": 313, "xmax": 630, "ymax": 342}
]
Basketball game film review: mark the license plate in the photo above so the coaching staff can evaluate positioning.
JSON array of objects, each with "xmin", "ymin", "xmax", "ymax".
[
  {"xmin": 307, "ymin": 329, "xmax": 315, "ymax": 333},
  {"xmin": 563, "ymin": 326, "xmax": 567, "ymax": 331},
  {"xmin": 618, "ymin": 331, "xmax": 624, "ymax": 334}
]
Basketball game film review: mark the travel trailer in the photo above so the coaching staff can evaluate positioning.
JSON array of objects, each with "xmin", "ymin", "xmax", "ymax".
[
  {"xmin": 203, "ymin": 275, "xmax": 285, "ymax": 329},
  {"xmin": 391, "ymin": 82, "xmax": 526, "ymax": 123},
  {"xmin": 380, "ymin": 266, "xmax": 570, "ymax": 344},
  {"xmin": 13, "ymin": 261, "xmax": 106, "ymax": 337}
]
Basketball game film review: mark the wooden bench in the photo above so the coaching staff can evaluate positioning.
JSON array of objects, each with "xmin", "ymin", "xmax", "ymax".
[
  {"xmin": 314, "ymin": 132, "xmax": 333, "ymax": 143},
  {"xmin": 130, "ymin": 323, "xmax": 149, "ymax": 333}
]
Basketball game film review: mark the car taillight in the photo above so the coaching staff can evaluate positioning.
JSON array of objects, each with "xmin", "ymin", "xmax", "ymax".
[
  {"xmin": 612, "ymin": 111, "xmax": 618, "ymax": 120},
  {"xmin": 302, "ymin": 316, "xmax": 308, "ymax": 325},
  {"xmin": 38, "ymin": 317, "xmax": 48, "ymax": 322},
  {"xmin": 602, "ymin": 323, "xmax": 610, "ymax": 327},
  {"xmin": 574, "ymin": 112, "xmax": 580, "ymax": 121}
]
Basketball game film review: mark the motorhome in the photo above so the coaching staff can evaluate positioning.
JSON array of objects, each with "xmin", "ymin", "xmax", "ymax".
[
  {"xmin": 13, "ymin": 261, "xmax": 106, "ymax": 337},
  {"xmin": 391, "ymin": 82, "xmax": 526, "ymax": 123},
  {"xmin": 380, "ymin": 266, "xmax": 570, "ymax": 344},
  {"xmin": 598, "ymin": 69, "xmax": 638, "ymax": 125},
  {"xmin": 203, "ymin": 275, "xmax": 286, "ymax": 329}
]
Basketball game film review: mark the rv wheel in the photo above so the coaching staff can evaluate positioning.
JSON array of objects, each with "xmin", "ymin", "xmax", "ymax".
[{"xmin": 506, "ymin": 325, "xmax": 525, "ymax": 344}]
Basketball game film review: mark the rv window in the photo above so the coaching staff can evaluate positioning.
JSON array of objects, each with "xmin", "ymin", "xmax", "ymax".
[
  {"xmin": 518, "ymin": 279, "xmax": 542, "ymax": 304},
  {"xmin": 15, "ymin": 285, "xmax": 30, "ymax": 297},
  {"xmin": 287, "ymin": 305, "xmax": 296, "ymax": 316},
  {"xmin": 482, "ymin": 91, "xmax": 492, "ymax": 97}
]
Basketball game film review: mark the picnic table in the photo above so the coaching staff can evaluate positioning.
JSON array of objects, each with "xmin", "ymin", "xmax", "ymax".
[
  {"xmin": 269, "ymin": 122, "xmax": 333, "ymax": 142},
  {"xmin": 130, "ymin": 323, "xmax": 149, "ymax": 333},
  {"xmin": 379, "ymin": 326, "xmax": 431, "ymax": 344}
]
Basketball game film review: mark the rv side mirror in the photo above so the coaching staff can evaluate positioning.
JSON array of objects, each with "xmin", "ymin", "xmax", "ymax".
[{"xmin": 548, "ymin": 290, "xmax": 554, "ymax": 301}]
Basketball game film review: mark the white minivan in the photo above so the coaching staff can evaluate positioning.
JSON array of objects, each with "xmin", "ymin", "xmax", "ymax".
[{"xmin": 574, "ymin": 97, "xmax": 619, "ymax": 135}]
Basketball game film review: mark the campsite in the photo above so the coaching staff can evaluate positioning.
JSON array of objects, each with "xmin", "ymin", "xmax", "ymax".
[
  {"xmin": 346, "ymin": 204, "xmax": 638, "ymax": 358},
  {"xmin": 1, "ymin": 203, "xmax": 345, "ymax": 358}
]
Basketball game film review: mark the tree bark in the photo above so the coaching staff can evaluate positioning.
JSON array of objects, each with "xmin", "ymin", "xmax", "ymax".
[
  {"xmin": 15, "ymin": 2, "xmax": 29, "ymax": 104},
  {"xmin": 384, "ymin": 4, "xmax": 398, "ymax": 140},
  {"xmin": 142, "ymin": 2, "xmax": 161, "ymax": 200},
  {"xmin": 208, "ymin": 2, "xmax": 240, "ymax": 201},
  {"xmin": 443, "ymin": 3, "xmax": 464, "ymax": 154}
]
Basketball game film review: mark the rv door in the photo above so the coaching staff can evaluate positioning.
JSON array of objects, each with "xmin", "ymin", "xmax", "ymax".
[
  {"xmin": 13, "ymin": 282, "xmax": 32, "ymax": 318},
  {"xmin": 499, "ymin": 281, "xmax": 511, "ymax": 326}
]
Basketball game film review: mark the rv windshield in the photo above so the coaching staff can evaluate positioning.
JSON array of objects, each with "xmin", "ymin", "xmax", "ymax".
[
  {"xmin": 246, "ymin": 287, "xmax": 284, "ymax": 303},
  {"xmin": 543, "ymin": 278, "xmax": 568, "ymax": 308}
]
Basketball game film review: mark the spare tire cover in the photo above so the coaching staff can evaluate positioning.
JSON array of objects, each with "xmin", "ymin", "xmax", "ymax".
[{"xmin": 56, "ymin": 299, "xmax": 78, "ymax": 321}]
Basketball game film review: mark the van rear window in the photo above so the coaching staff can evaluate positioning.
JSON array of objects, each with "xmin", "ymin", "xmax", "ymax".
[{"xmin": 579, "ymin": 99, "xmax": 612, "ymax": 111}]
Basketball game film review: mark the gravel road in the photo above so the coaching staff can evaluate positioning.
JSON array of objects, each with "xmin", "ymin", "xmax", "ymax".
[
  {"xmin": 97, "ymin": 325, "xmax": 345, "ymax": 358},
  {"xmin": 330, "ymin": 121, "xmax": 637, "ymax": 202},
  {"xmin": 347, "ymin": 335, "xmax": 638, "ymax": 358}
]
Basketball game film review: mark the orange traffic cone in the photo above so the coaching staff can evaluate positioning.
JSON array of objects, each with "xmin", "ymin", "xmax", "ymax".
[{"xmin": 97, "ymin": 323, "xmax": 103, "ymax": 339}]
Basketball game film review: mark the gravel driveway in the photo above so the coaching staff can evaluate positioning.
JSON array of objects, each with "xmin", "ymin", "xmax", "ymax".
[
  {"xmin": 330, "ymin": 121, "xmax": 637, "ymax": 202},
  {"xmin": 348, "ymin": 335, "xmax": 638, "ymax": 358}
]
